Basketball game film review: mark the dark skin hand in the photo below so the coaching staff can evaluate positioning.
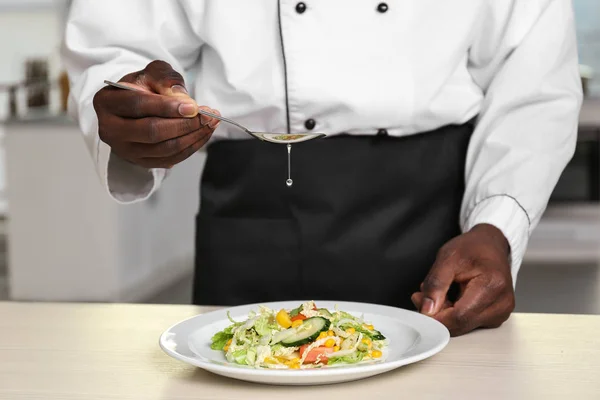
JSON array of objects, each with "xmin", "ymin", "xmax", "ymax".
[
  {"xmin": 411, "ymin": 224, "xmax": 516, "ymax": 336},
  {"xmin": 93, "ymin": 60, "xmax": 221, "ymax": 169}
]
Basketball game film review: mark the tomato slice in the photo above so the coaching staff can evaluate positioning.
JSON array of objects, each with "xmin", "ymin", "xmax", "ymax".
[
  {"xmin": 299, "ymin": 345, "xmax": 333, "ymax": 364},
  {"xmin": 291, "ymin": 314, "xmax": 307, "ymax": 322}
]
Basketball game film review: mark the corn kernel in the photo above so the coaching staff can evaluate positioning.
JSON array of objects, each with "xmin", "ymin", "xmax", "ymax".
[
  {"xmin": 364, "ymin": 324, "xmax": 374, "ymax": 330},
  {"xmin": 223, "ymin": 345, "xmax": 229, "ymax": 352},
  {"xmin": 333, "ymin": 346, "xmax": 340, "ymax": 352},
  {"xmin": 292, "ymin": 320, "xmax": 303, "ymax": 328},
  {"xmin": 226, "ymin": 339, "xmax": 233, "ymax": 345},
  {"xmin": 324, "ymin": 338, "xmax": 336, "ymax": 348},
  {"xmin": 327, "ymin": 330, "xmax": 334, "ymax": 337},
  {"xmin": 362, "ymin": 338, "xmax": 371, "ymax": 345},
  {"xmin": 371, "ymin": 350, "xmax": 383, "ymax": 359},
  {"xmin": 276, "ymin": 309, "xmax": 293, "ymax": 329},
  {"xmin": 318, "ymin": 331, "xmax": 328, "ymax": 340},
  {"xmin": 290, "ymin": 364, "xmax": 301, "ymax": 369},
  {"xmin": 345, "ymin": 327, "xmax": 356, "ymax": 334},
  {"xmin": 284, "ymin": 358, "xmax": 299, "ymax": 366}
]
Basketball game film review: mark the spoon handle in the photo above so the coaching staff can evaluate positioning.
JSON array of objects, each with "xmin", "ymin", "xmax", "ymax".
[
  {"xmin": 103, "ymin": 80, "xmax": 261, "ymax": 140},
  {"xmin": 195, "ymin": 109, "xmax": 256, "ymax": 138}
]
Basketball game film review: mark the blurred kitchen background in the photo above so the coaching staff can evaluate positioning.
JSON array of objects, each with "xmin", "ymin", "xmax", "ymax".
[{"xmin": 1, "ymin": 0, "xmax": 600, "ymax": 313}]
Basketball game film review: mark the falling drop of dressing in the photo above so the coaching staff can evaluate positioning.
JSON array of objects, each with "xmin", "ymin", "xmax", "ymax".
[{"xmin": 286, "ymin": 144, "xmax": 293, "ymax": 187}]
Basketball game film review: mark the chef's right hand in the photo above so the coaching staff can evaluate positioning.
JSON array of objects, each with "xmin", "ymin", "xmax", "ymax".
[{"xmin": 93, "ymin": 60, "xmax": 220, "ymax": 169}]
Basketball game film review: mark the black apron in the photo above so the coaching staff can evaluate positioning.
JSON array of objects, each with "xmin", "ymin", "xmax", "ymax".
[{"xmin": 193, "ymin": 122, "xmax": 474, "ymax": 308}]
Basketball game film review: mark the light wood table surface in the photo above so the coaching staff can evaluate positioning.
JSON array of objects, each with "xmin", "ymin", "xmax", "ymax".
[{"xmin": 1, "ymin": 302, "xmax": 599, "ymax": 400}]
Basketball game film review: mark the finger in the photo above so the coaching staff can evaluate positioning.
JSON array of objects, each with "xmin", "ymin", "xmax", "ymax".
[
  {"xmin": 119, "ymin": 66, "xmax": 190, "ymax": 99},
  {"xmin": 137, "ymin": 131, "xmax": 212, "ymax": 168},
  {"xmin": 141, "ymin": 61, "xmax": 200, "ymax": 118},
  {"xmin": 131, "ymin": 125, "xmax": 212, "ymax": 158},
  {"xmin": 435, "ymin": 294, "xmax": 512, "ymax": 337},
  {"xmin": 142, "ymin": 60, "xmax": 190, "ymax": 97},
  {"xmin": 198, "ymin": 106, "xmax": 221, "ymax": 129},
  {"xmin": 452, "ymin": 277, "xmax": 498, "ymax": 319},
  {"xmin": 128, "ymin": 116, "xmax": 203, "ymax": 144},
  {"xmin": 97, "ymin": 88, "xmax": 197, "ymax": 119},
  {"xmin": 432, "ymin": 278, "xmax": 503, "ymax": 336},
  {"xmin": 113, "ymin": 81, "xmax": 154, "ymax": 94},
  {"xmin": 421, "ymin": 256, "xmax": 457, "ymax": 316},
  {"xmin": 477, "ymin": 295, "xmax": 515, "ymax": 330},
  {"xmin": 98, "ymin": 114, "xmax": 202, "ymax": 145},
  {"xmin": 442, "ymin": 269, "xmax": 513, "ymax": 335},
  {"xmin": 412, "ymin": 292, "xmax": 452, "ymax": 311},
  {"xmin": 411, "ymin": 292, "xmax": 424, "ymax": 310},
  {"xmin": 432, "ymin": 307, "xmax": 464, "ymax": 336}
]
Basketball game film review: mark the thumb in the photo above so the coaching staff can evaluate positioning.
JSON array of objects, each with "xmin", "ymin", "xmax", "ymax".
[
  {"xmin": 420, "ymin": 256, "xmax": 456, "ymax": 316},
  {"xmin": 141, "ymin": 60, "xmax": 198, "ymax": 115}
]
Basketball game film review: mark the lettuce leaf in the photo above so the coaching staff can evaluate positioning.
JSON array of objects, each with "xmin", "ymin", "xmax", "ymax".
[
  {"xmin": 227, "ymin": 311, "xmax": 238, "ymax": 324},
  {"xmin": 254, "ymin": 314, "xmax": 278, "ymax": 336},
  {"xmin": 232, "ymin": 349, "xmax": 249, "ymax": 365},
  {"xmin": 246, "ymin": 348, "xmax": 257, "ymax": 365},
  {"xmin": 210, "ymin": 325, "xmax": 234, "ymax": 350},
  {"xmin": 327, "ymin": 351, "xmax": 367, "ymax": 365},
  {"xmin": 338, "ymin": 320, "xmax": 386, "ymax": 341}
]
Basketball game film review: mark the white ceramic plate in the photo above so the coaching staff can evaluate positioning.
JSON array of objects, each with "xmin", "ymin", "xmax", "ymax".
[{"xmin": 159, "ymin": 301, "xmax": 449, "ymax": 385}]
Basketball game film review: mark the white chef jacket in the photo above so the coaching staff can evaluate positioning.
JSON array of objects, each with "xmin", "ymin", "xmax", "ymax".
[{"xmin": 62, "ymin": 0, "xmax": 582, "ymax": 284}]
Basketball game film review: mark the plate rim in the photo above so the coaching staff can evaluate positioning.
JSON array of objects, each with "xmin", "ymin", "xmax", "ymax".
[{"xmin": 159, "ymin": 300, "xmax": 450, "ymax": 379}]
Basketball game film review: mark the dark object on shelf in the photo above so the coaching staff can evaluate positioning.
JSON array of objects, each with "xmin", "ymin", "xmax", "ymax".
[
  {"xmin": 59, "ymin": 71, "xmax": 70, "ymax": 112},
  {"xmin": 551, "ymin": 129, "xmax": 600, "ymax": 203},
  {"xmin": 8, "ymin": 86, "xmax": 17, "ymax": 118},
  {"xmin": 25, "ymin": 59, "xmax": 49, "ymax": 109},
  {"xmin": 580, "ymin": 65, "xmax": 593, "ymax": 98}
]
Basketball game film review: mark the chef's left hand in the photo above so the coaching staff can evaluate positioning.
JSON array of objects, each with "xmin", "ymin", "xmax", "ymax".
[{"xmin": 411, "ymin": 224, "xmax": 515, "ymax": 336}]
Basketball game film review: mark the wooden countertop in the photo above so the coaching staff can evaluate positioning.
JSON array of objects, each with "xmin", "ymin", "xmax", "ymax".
[{"xmin": 1, "ymin": 303, "xmax": 599, "ymax": 399}]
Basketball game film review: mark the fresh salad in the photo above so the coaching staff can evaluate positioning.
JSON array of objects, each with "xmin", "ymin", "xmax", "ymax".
[{"xmin": 210, "ymin": 301, "xmax": 388, "ymax": 369}]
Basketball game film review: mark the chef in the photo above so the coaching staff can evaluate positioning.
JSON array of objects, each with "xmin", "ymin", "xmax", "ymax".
[{"xmin": 63, "ymin": 0, "xmax": 582, "ymax": 336}]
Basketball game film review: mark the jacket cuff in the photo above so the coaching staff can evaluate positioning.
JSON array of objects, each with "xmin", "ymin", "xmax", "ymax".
[
  {"xmin": 462, "ymin": 195, "xmax": 531, "ymax": 287},
  {"xmin": 98, "ymin": 139, "xmax": 167, "ymax": 204}
]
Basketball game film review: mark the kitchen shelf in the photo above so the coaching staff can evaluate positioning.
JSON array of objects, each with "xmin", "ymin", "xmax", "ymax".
[{"xmin": 0, "ymin": 0, "xmax": 56, "ymax": 10}]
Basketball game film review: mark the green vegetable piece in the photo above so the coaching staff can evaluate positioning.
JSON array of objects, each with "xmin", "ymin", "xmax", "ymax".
[
  {"xmin": 318, "ymin": 308, "xmax": 333, "ymax": 317},
  {"xmin": 281, "ymin": 317, "xmax": 330, "ymax": 347},
  {"xmin": 210, "ymin": 328, "xmax": 234, "ymax": 350},
  {"xmin": 327, "ymin": 351, "xmax": 367, "ymax": 365},
  {"xmin": 289, "ymin": 305, "xmax": 303, "ymax": 318}
]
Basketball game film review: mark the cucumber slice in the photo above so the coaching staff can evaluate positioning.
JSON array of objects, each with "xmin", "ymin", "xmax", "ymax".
[{"xmin": 281, "ymin": 317, "xmax": 330, "ymax": 347}]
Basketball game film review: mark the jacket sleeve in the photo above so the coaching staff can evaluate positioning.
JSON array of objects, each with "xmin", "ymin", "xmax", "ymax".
[
  {"xmin": 462, "ymin": 0, "xmax": 583, "ymax": 284},
  {"xmin": 62, "ymin": 0, "xmax": 204, "ymax": 203}
]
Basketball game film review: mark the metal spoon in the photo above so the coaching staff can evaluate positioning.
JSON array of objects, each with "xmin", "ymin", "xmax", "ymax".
[{"xmin": 103, "ymin": 80, "xmax": 327, "ymax": 144}]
